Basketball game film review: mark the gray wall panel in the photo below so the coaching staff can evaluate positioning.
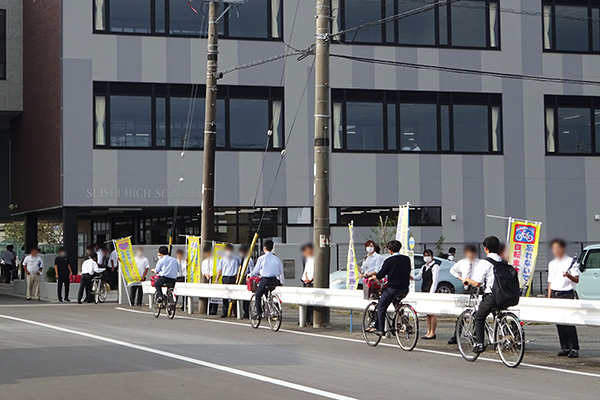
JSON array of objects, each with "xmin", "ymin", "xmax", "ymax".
[{"xmin": 116, "ymin": 36, "xmax": 142, "ymax": 82}]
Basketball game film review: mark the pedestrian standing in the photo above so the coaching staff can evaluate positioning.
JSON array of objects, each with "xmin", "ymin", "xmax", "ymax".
[
  {"xmin": 22, "ymin": 248, "xmax": 44, "ymax": 301},
  {"xmin": 109, "ymin": 246, "xmax": 120, "ymax": 289},
  {"xmin": 130, "ymin": 247, "xmax": 150, "ymax": 306},
  {"xmin": 239, "ymin": 244, "xmax": 254, "ymax": 319},
  {"xmin": 412, "ymin": 249, "xmax": 440, "ymax": 339},
  {"xmin": 1, "ymin": 245, "xmax": 16, "ymax": 283},
  {"xmin": 448, "ymin": 243, "xmax": 480, "ymax": 344},
  {"xmin": 547, "ymin": 238, "xmax": 580, "ymax": 358},
  {"xmin": 201, "ymin": 245, "xmax": 218, "ymax": 315},
  {"xmin": 358, "ymin": 240, "xmax": 384, "ymax": 279},
  {"xmin": 301, "ymin": 243, "xmax": 314, "ymax": 325},
  {"xmin": 54, "ymin": 247, "xmax": 73, "ymax": 302},
  {"xmin": 175, "ymin": 249, "xmax": 187, "ymax": 311},
  {"xmin": 216, "ymin": 243, "xmax": 241, "ymax": 318},
  {"xmin": 447, "ymin": 247, "xmax": 456, "ymax": 261}
]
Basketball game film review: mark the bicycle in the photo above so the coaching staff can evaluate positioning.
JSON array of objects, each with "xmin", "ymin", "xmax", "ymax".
[
  {"xmin": 455, "ymin": 290, "xmax": 525, "ymax": 368},
  {"xmin": 249, "ymin": 286, "xmax": 282, "ymax": 332},
  {"xmin": 361, "ymin": 281, "xmax": 419, "ymax": 351},
  {"xmin": 152, "ymin": 285, "xmax": 177, "ymax": 320},
  {"xmin": 91, "ymin": 274, "xmax": 109, "ymax": 304}
]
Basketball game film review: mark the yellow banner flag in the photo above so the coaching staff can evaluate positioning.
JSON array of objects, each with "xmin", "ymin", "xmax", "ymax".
[
  {"xmin": 114, "ymin": 237, "xmax": 141, "ymax": 285},
  {"xmin": 507, "ymin": 218, "xmax": 542, "ymax": 297},
  {"xmin": 346, "ymin": 222, "xmax": 361, "ymax": 290},
  {"xmin": 187, "ymin": 236, "xmax": 202, "ymax": 283},
  {"xmin": 212, "ymin": 242, "xmax": 226, "ymax": 284}
]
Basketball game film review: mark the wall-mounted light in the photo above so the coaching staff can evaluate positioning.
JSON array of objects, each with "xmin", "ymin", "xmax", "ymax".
[
  {"xmin": 450, "ymin": 215, "xmax": 457, "ymax": 221},
  {"xmin": 595, "ymin": 214, "xmax": 600, "ymax": 221}
]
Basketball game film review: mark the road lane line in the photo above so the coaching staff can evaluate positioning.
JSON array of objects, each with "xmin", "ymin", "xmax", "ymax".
[
  {"xmin": 0, "ymin": 313, "xmax": 357, "ymax": 400},
  {"xmin": 115, "ymin": 307, "xmax": 600, "ymax": 379}
]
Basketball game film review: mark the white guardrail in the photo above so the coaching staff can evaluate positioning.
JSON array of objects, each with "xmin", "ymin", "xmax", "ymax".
[{"xmin": 142, "ymin": 282, "xmax": 600, "ymax": 327}]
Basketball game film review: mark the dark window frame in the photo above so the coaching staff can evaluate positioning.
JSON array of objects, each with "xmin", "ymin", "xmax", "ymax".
[
  {"xmin": 337, "ymin": 206, "xmax": 443, "ymax": 227},
  {"xmin": 332, "ymin": 89, "xmax": 503, "ymax": 155},
  {"xmin": 338, "ymin": 0, "xmax": 501, "ymax": 50},
  {"xmin": 92, "ymin": 0, "xmax": 284, "ymax": 42},
  {"xmin": 93, "ymin": 82, "xmax": 285, "ymax": 152},
  {"xmin": 544, "ymin": 95, "xmax": 600, "ymax": 156},
  {"xmin": 542, "ymin": 0, "xmax": 600, "ymax": 54},
  {"xmin": 0, "ymin": 9, "xmax": 5, "ymax": 80}
]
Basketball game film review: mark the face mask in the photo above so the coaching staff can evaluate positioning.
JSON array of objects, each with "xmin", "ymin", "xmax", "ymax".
[
  {"xmin": 424, "ymin": 256, "xmax": 432, "ymax": 263},
  {"xmin": 366, "ymin": 246, "xmax": 375, "ymax": 254},
  {"xmin": 135, "ymin": 252, "xmax": 143, "ymax": 258},
  {"xmin": 224, "ymin": 251, "xmax": 233, "ymax": 258}
]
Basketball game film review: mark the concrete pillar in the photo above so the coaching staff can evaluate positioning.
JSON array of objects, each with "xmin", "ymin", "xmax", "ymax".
[
  {"xmin": 24, "ymin": 212, "xmax": 38, "ymax": 253},
  {"xmin": 62, "ymin": 208, "xmax": 78, "ymax": 270}
]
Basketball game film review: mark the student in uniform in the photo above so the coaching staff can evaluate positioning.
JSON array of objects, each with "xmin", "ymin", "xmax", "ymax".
[
  {"xmin": 109, "ymin": 246, "xmax": 120, "ymax": 290},
  {"xmin": 301, "ymin": 243, "xmax": 315, "ymax": 325},
  {"xmin": 358, "ymin": 240, "xmax": 384, "ymax": 279},
  {"xmin": 547, "ymin": 238, "xmax": 580, "ymax": 358},
  {"xmin": 54, "ymin": 247, "xmax": 73, "ymax": 302},
  {"xmin": 412, "ymin": 249, "xmax": 440, "ymax": 340},
  {"xmin": 217, "ymin": 243, "xmax": 241, "ymax": 318},
  {"xmin": 153, "ymin": 246, "xmax": 179, "ymax": 303},
  {"xmin": 250, "ymin": 240, "xmax": 284, "ymax": 320},
  {"xmin": 239, "ymin": 244, "xmax": 254, "ymax": 319},
  {"xmin": 78, "ymin": 253, "xmax": 100, "ymax": 304},
  {"xmin": 447, "ymin": 243, "xmax": 480, "ymax": 344},
  {"xmin": 130, "ymin": 247, "xmax": 150, "ymax": 307},
  {"xmin": 201, "ymin": 245, "xmax": 218, "ymax": 315},
  {"xmin": 447, "ymin": 247, "xmax": 456, "ymax": 261}
]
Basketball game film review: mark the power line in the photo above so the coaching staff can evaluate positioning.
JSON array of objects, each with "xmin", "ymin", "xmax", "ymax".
[
  {"xmin": 219, "ymin": 50, "xmax": 307, "ymax": 76},
  {"xmin": 329, "ymin": 53, "xmax": 600, "ymax": 86}
]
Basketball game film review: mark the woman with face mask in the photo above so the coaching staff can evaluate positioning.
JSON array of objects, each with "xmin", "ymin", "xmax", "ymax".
[
  {"xmin": 359, "ymin": 240, "xmax": 384, "ymax": 279},
  {"xmin": 412, "ymin": 249, "xmax": 440, "ymax": 339}
]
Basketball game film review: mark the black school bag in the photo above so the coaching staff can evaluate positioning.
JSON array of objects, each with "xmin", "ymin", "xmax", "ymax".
[{"xmin": 485, "ymin": 257, "xmax": 520, "ymax": 308}]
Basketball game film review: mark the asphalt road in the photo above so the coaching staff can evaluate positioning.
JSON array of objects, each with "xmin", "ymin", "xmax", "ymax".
[{"xmin": 0, "ymin": 294, "xmax": 599, "ymax": 400}]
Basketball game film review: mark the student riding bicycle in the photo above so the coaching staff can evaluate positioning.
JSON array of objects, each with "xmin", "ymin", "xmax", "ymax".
[
  {"xmin": 462, "ymin": 236, "xmax": 520, "ymax": 354},
  {"xmin": 153, "ymin": 246, "xmax": 179, "ymax": 304},
  {"xmin": 365, "ymin": 240, "xmax": 412, "ymax": 336},
  {"xmin": 249, "ymin": 239, "xmax": 284, "ymax": 320}
]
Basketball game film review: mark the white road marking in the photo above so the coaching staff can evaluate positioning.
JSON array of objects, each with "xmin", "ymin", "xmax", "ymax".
[
  {"xmin": 0, "ymin": 314, "xmax": 357, "ymax": 400},
  {"xmin": 115, "ymin": 307, "xmax": 600, "ymax": 379}
]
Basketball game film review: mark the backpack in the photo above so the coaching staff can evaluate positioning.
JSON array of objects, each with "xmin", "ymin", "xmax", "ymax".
[{"xmin": 485, "ymin": 257, "xmax": 520, "ymax": 309}]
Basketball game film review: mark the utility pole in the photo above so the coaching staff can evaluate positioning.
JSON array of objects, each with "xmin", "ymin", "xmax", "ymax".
[
  {"xmin": 312, "ymin": 0, "xmax": 331, "ymax": 328},
  {"xmin": 199, "ymin": 1, "xmax": 220, "ymax": 314}
]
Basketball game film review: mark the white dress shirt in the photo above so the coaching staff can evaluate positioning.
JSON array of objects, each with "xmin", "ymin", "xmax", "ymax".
[
  {"xmin": 97, "ymin": 250, "xmax": 105, "ymax": 266},
  {"xmin": 413, "ymin": 261, "xmax": 440, "ymax": 294},
  {"xmin": 176, "ymin": 258, "xmax": 187, "ymax": 278},
  {"xmin": 302, "ymin": 256, "xmax": 314, "ymax": 282},
  {"xmin": 134, "ymin": 256, "xmax": 150, "ymax": 283},
  {"xmin": 448, "ymin": 255, "xmax": 455, "ymax": 261},
  {"xmin": 81, "ymin": 258, "xmax": 100, "ymax": 275},
  {"xmin": 361, "ymin": 252, "xmax": 384, "ymax": 275},
  {"xmin": 244, "ymin": 258, "xmax": 255, "ymax": 276},
  {"xmin": 22, "ymin": 255, "xmax": 44, "ymax": 274},
  {"xmin": 472, "ymin": 253, "xmax": 501, "ymax": 294},
  {"xmin": 109, "ymin": 250, "xmax": 119, "ymax": 268},
  {"xmin": 217, "ymin": 256, "xmax": 241, "ymax": 277},
  {"xmin": 450, "ymin": 258, "xmax": 480, "ymax": 289},
  {"xmin": 251, "ymin": 251, "xmax": 284, "ymax": 284},
  {"xmin": 548, "ymin": 256, "xmax": 579, "ymax": 292},
  {"xmin": 201, "ymin": 258, "xmax": 213, "ymax": 277}
]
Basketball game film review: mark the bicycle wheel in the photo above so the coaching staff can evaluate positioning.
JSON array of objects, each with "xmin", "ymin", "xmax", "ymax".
[
  {"xmin": 456, "ymin": 310, "xmax": 480, "ymax": 362},
  {"xmin": 166, "ymin": 290, "xmax": 176, "ymax": 320},
  {"xmin": 152, "ymin": 294, "xmax": 161, "ymax": 318},
  {"xmin": 249, "ymin": 294, "xmax": 261, "ymax": 329},
  {"xmin": 496, "ymin": 312, "xmax": 525, "ymax": 368},
  {"xmin": 267, "ymin": 294, "xmax": 283, "ymax": 332},
  {"xmin": 91, "ymin": 281, "xmax": 99, "ymax": 304},
  {"xmin": 394, "ymin": 304, "xmax": 419, "ymax": 351},
  {"xmin": 362, "ymin": 302, "xmax": 382, "ymax": 347},
  {"xmin": 98, "ymin": 283, "xmax": 109, "ymax": 303}
]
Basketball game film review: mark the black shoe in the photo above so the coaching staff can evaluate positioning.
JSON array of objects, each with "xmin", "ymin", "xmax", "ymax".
[
  {"xmin": 473, "ymin": 343, "xmax": 485, "ymax": 354},
  {"xmin": 58, "ymin": 298, "xmax": 63, "ymax": 303},
  {"xmin": 447, "ymin": 336, "xmax": 457, "ymax": 345},
  {"xmin": 557, "ymin": 349, "xmax": 570, "ymax": 357},
  {"xmin": 77, "ymin": 301, "xmax": 82, "ymax": 304},
  {"xmin": 137, "ymin": 303, "xmax": 142, "ymax": 307},
  {"xmin": 422, "ymin": 335, "xmax": 437, "ymax": 340},
  {"xmin": 220, "ymin": 315, "xmax": 227, "ymax": 318},
  {"xmin": 64, "ymin": 298, "xmax": 70, "ymax": 302},
  {"xmin": 372, "ymin": 330, "xmax": 384, "ymax": 336},
  {"xmin": 568, "ymin": 350, "xmax": 579, "ymax": 358}
]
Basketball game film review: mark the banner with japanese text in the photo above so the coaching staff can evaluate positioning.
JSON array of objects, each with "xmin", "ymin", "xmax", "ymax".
[
  {"xmin": 113, "ymin": 237, "xmax": 141, "ymax": 285},
  {"xmin": 507, "ymin": 218, "xmax": 542, "ymax": 296},
  {"xmin": 212, "ymin": 242, "xmax": 226, "ymax": 284},
  {"xmin": 346, "ymin": 222, "xmax": 360, "ymax": 290},
  {"xmin": 395, "ymin": 204, "xmax": 410, "ymax": 256},
  {"xmin": 186, "ymin": 236, "xmax": 202, "ymax": 283}
]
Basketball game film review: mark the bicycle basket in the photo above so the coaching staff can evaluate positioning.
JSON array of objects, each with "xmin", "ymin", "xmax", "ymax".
[
  {"xmin": 455, "ymin": 295, "xmax": 478, "ymax": 308},
  {"xmin": 247, "ymin": 276, "xmax": 260, "ymax": 292},
  {"xmin": 363, "ymin": 278, "xmax": 387, "ymax": 300},
  {"xmin": 150, "ymin": 275, "xmax": 159, "ymax": 287}
]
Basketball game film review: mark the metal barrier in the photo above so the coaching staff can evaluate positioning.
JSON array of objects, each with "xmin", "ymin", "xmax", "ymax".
[{"xmin": 142, "ymin": 282, "xmax": 600, "ymax": 327}]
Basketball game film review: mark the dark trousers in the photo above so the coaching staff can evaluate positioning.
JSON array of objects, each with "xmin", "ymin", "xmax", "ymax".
[
  {"xmin": 255, "ymin": 277, "xmax": 280, "ymax": 316},
  {"xmin": 304, "ymin": 282, "xmax": 314, "ymax": 324},
  {"xmin": 551, "ymin": 290, "xmax": 580, "ymax": 350},
  {"xmin": 130, "ymin": 285, "xmax": 143, "ymax": 306},
  {"xmin": 221, "ymin": 276, "xmax": 237, "ymax": 316},
  {"xmin": 57, "ymin": 276, "xmax": 70, "ymax": 300},
  {"xmin": 475, "ymin": 295, "xmax": 500, "ymax": 344},
  {"xmin": 1, "ymin": 264, "xmax": 13, "ymax": 282},
  {"xmin": 155, "ymin": 276, "xmax": 177, "ymax": 302},
  {"xmin": 241, "ymin": 275, "xmax": 250, "ymax": 318},
  {"xmin": 377, "ymin": 287, "xmax": 407, "ymax": 332},
  {"xmin": 78, "ymin": 274, "xmax": 93, "ymax": 303}
]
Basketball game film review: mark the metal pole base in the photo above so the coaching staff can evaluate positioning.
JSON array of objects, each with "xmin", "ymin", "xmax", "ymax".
[{"xmin": 313, "ymin": 307, "xmax": 330, "ymax": 328}]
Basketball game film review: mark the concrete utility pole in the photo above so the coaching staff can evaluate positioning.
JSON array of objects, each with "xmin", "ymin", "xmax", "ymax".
[
  {"xmin": 199, "ymin": 1, "xmax": 220, "ymax": 314},
  {"xmin": 312, "ymin": 0, "xmax": 331, "ymax": 328}
]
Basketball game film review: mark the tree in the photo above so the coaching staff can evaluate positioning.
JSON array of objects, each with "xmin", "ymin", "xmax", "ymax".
[
  {"xmin": 2, "ymin": 222, "xmax": 64, "ymax": 246},
  {"xmin": 367, "ymin": 216, "xmax": 397, "ymax": 251}
]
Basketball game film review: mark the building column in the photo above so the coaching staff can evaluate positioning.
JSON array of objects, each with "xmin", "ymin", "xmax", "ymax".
[
  {"xmin": 24, "ymin": 212, "xmax": 38, "ymax": 253},
  {"xmin": 63, "ymin": 208, "xmax": 78, "ymax": 271}
]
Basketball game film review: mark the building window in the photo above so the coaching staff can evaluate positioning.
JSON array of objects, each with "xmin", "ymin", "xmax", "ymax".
[
  {"xmin": 545, "ymin": 96, "xmax": 600, "ymax": 155},
  {"xmin": 543, "ymin": 1, "xmax": 600, "ymax": 53},
  {"xmin": 94, "ymin": 82, "xmax": 283, "ymax": 151},
  {"xmin": 94, "ymin": 0, "xmax": 282, "ymax": 40},
  {"xmin": 336, "ymin": 0, "xmax": 500, "ymax": 49},
  {"xmin": 333, "ymin": 90, "xmax": 502, "ymax": 154},
  {"xmin": 0, "ymin": 10, "xmax": 5, "ymax": 79},
  {"xmin": 337, "ymin": 207, "xmax": 442, "ymax": 227}
]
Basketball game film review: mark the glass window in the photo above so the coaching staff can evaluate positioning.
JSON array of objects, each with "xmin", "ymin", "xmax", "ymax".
[
  {"xmin": 95, "ymin": 96, "xmax": 107, "ymax": 146},
  {"xmin": 110, "ymin": 95, "xmax": 152, "ymax": 147},
  {"xmin": 397, "ymin": 0, "xmax": 435, "ymax": 45},
  {"xmin": 156, "ymin": 97, "xmax": 167, "ymax": 147},
  {"xmin": 556, "ymin": 107, "xmax": 592, "ymax": 154},
  {"xmin": 0, "ymin": 10, "xmax": 5, "ymax": 79},
  {"xmin": 169, "ymin": 0, "xmax": 205, "ymax": 36},
  {"xmin": 170, "ymin": 97, "xmax": 205, "ymax": 149},
  {"xmin": 387, "ymin": 104, "xmax": 397, "ymax": 150},
  {"xmin": 229, "ymin": 99, "xmax": 270, "ymax": 149},
  {"xmin": 593, "ymin": 8, "xmax": 600, "ymax": 52},
  {"xmin": 156, "ymin": 0, "xmax": 166, "ymax": 33},
  {"xmin": 440, "ymin": 105, "xmax": 450, "ymax": 151},
  {"xmin": 343, "ymin": 0, "xmax": 383, "ymax": 43},
  {"xmin": 554, "ymin": 5, "xmax": 589, "ymax": 52},
  {"xmin": 345, "ymin": 102, "xmax": 384, "ymax": 151},
  {"xmin": 288, "ymin": 208, "xmax": 312, "ymax": 224},
  {"xmin": 451, "ymin": 0, "xmax": 487, "ymax": 48},
  {"xmin": 453, "ymin": 105, "xmax": 489, "ymax": 152},
  {"xmin": 228, "ymin": 0, "xmax": 270, "ymax": 38},
  {"xmin": 400, "ymin": 104, "xmax": 437, "ymax": 151},
  {"xmin": 596, "ymin": 109, "xmax": 600, "ymax": 153},
  {"xmin": 109, "ymin": 0, "xmax": 152, "ymax": 33}
]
